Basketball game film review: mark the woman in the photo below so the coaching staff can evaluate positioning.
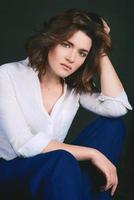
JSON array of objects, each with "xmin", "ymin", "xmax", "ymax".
[{"xmin": 0, "ymin": 9, "xmax": 132, "ymax": 200}]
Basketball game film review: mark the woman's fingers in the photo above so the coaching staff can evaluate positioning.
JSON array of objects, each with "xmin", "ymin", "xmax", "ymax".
[
  {"xmin": 104, "ymin": 165, "xmax": 118, "ymax": 195},
  {"xmin": 101, "ymin": 18, "xmax": 110, "ymax": 34},
  {"xmin": 100, "ymin": 169, "xmax": 118, "ymax": 195},
  {"xmin": 111, "ymin": 173, "xmax": 118, "ymax": 196},
  {"xmin": 104, "ymin": 171, "xmax": 113, "ymax": 190},
  {"xmin": 90, "ymin": 148, "xmax": 118, "ymax": 195}
]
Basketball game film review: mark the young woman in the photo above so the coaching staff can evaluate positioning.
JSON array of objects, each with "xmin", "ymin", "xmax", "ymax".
[{"xmin": 0, "ymin": 9, "xmax": 132, "ymax": 200}]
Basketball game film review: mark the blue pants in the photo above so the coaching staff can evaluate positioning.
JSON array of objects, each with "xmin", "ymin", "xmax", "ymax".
[{"xmin": 0, "ymin": 116, "xmax": 126, "ymax": 200}]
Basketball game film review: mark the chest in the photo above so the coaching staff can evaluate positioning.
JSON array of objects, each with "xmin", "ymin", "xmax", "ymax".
[
  {"xmin": 40, "ymin": 85, "xmax": 64, "ymax": 115},
  {"xmin": 12, "ymin": 73, "xmax": 80, "ymax": 137}
]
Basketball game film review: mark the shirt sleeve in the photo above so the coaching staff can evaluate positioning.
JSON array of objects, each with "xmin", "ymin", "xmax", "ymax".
[
  {"xmin": 0, "ymin": 69, "xmax": 53, "ymax": 157},
  {"xmin": 79, "ymin": 89, "xmax": 133, "ymax": 117}
]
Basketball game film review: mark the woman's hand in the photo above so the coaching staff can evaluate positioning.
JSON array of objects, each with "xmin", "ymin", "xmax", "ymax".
[
  {"xmin": 101, "ymin": 18, "xmax": 110, "ymax": 34},
  {"xmin": 90, "ymin": 148, "xmax": 118, "ymax": 196}
]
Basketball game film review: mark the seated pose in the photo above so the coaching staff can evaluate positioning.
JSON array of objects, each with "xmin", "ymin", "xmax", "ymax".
[{"xmin": 0, "ymin": 9, "xmax": 132, "ymax": 200}]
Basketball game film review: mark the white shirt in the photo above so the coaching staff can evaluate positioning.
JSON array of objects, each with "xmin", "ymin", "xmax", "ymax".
[{"xmin": 0, "ymin": 58, "xmax": 132, "ymax": 160}]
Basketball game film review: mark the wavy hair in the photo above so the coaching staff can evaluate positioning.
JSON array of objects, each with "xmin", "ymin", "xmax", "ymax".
[{"xmin": 25, "ymin": 9, "xmax": 112, "ymax": 93}]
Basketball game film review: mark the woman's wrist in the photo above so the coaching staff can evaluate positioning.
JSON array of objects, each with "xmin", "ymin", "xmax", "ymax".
[{"xmin": 87, "ymin": 147, "xmax": 99, "ymax": 160}]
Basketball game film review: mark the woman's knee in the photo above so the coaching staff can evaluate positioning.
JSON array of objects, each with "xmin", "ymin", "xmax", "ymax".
[
  {"xmin": 51, "ymin": 149, "xmax": 78, "ymax": 165},
  {"xmin": 83, "ymin": 116, "xmax": 127, "ymax": 142},
  {"xmin": 99, "ymin": 116, "xmax": 127, "ymax": 139},
  {"xmin": 37, "ymin": 149, "xmax": 79, "ymax": 170},
  {"xmin": 45, "ymin": 150, "xmax": 82, "ymax": 188},
  {"xmin": 49, "ymin": 150, "xmax": 81, "ymax": 178}
]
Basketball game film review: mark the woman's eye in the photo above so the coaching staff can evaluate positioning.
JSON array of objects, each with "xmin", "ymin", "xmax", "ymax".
[
  {"xmin": 62, "ymin": 42, "xmax": 71, "ymax": 48},
  {"xmin": 79, "ymin": 52, "xmax": 87, "ymax": 58}
]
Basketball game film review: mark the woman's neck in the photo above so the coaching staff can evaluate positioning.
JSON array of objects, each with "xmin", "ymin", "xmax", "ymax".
[{"xmin": 39, "ymin": 69, "xmax": 63, "ymax": 88}]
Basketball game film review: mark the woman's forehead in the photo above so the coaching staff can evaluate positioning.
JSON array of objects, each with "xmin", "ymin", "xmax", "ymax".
[{"xmin": 67, "ymin": 30, "xmax": 92, "ymax": 51}]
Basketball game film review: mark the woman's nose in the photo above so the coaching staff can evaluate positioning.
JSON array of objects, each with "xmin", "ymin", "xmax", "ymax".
[{"xmin": 65, "ymin": 50, "xmax": 76, "ymax": 63}]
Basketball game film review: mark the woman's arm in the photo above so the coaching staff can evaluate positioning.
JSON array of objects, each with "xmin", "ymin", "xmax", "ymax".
[
  {"xmin": 79, "ymin": 55, "xmax": 132, "ymax": 117},
  {"xmin": 99, "ymin": 54, "xmax": 124, "ymax": 97},
  {"xmin": 79, "ymin": 19, "xmax": 132, "ymax": 116},
  {"xmin": 98, "ymin": 18, "xmax": 125, "ymax": 96},
  {"xmin": 43, "ymin": 140, "xmax": 117, "ymax": 196},
  {"xmin": 79, "ymin": 89, "xmax": 132, "ymax": 117},
  {"xmin": 0, "ymin": 67, "xmax": 54, "ymax": 157},
  {"xmin": 79, "ymin": 17, "xmax": 132, "ymax": 116}
]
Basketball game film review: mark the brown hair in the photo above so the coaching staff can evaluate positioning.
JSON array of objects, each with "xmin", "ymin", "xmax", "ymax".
[{"xmin": 25, "ymin": 9, "xmax": 111, "ymax": 93}]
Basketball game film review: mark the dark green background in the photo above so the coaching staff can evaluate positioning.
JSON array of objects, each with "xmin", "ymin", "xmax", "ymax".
[{"xmin": 0, "ymin": 0, "xmax": 133, "ymax": 199}]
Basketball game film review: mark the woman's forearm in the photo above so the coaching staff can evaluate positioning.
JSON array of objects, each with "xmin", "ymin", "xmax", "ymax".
[
  {"xmin": 99, "ymin": 55, "xmax": 124, "ymax": 97},
  {"xmin": 42, "ymin": 140, "xmax": 118, "ymax": 196},
  {"xmin": 42, "ymin": 140, "xmax": 94, "ymax": 161}
]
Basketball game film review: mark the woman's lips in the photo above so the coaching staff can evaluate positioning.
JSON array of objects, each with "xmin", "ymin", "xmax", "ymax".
[{"xmin": 61, "ymin": 63, "xmax": 72, "ymax": 71}]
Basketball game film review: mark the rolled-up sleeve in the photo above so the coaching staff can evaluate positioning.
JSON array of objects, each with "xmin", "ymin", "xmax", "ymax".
[
  {"xmin": 18, "ymin": 131, "xmax": 52, "ymax": 157},
  {"xmin": 79, "ymin": 89, "xmax": 133, "ymax": 117},
  {"xmin": 0, "ymin": 68, "xmax": 53, "ymax": 157}
]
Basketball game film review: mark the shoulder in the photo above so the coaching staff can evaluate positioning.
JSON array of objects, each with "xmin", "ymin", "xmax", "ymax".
[{"xmin": 0, "ymin": 58, "xmax": 33, "ymax": 75}]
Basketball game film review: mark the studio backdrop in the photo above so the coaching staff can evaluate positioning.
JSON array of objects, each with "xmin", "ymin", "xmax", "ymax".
[{"xmin": 0, "ymin": 0, "xmax": 133, "ymax": 199}]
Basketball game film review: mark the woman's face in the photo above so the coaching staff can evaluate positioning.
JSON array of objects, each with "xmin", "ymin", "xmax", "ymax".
[{"xmin": 47, "ymin": 30, "xmax": 92, "ymax": 78}]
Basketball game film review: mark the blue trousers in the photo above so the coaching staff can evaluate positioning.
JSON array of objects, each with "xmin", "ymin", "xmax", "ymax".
[{"xmin": 0, "ymin": 116, "xmax": 126, "ymax": 200}]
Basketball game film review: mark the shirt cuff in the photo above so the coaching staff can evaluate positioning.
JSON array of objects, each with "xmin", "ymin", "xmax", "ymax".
[
  {"xmin": 18, "ymin": 131, "xmax": 52, "ymax": 157},
  {"xmin": 97, "ymin": 90, "xmax": 133, "ymax": 110}
]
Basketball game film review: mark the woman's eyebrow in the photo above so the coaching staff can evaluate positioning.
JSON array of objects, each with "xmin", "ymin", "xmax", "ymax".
[{"xmin": 67, "ymin": 40, "xmax": 89, "ymax": 53}]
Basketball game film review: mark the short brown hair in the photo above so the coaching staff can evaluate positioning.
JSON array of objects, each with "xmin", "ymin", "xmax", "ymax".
[{"xmin": 25, "ymin": 9, "xmax": 111, "ymax": 93}]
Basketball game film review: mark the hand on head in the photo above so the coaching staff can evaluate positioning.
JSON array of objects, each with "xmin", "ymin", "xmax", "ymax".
[{"xmin": 101, "ymin": 18, "xmax": 110, "ymax": 34}]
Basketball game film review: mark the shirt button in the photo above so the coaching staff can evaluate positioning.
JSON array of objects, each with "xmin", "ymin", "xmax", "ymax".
[{"xmin": 48, "ymin": 121, "xmax": 52, "ymax": 125}]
